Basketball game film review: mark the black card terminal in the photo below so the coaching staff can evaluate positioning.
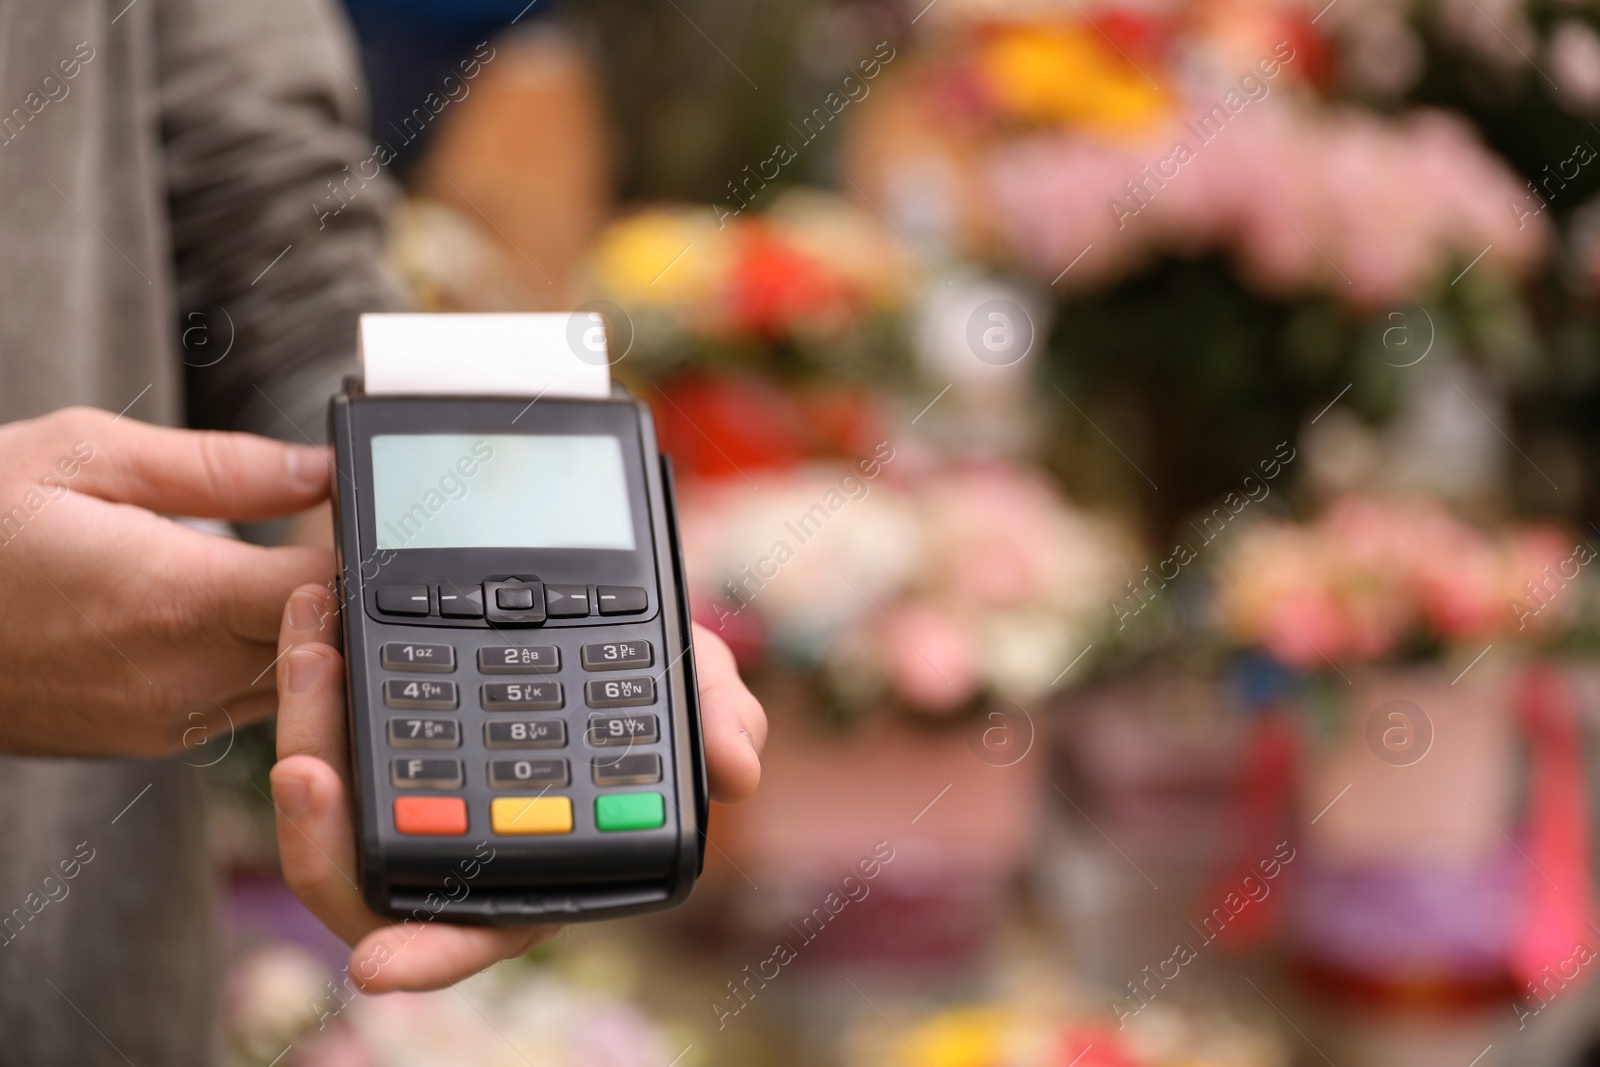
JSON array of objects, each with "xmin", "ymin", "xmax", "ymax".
[{"xmin": 326, "ymin": 314, "xmax": 707, "ymax": 922}]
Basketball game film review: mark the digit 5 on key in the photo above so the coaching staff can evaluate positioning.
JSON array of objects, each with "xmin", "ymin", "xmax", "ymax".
[{"xmin": 329, "ymin": 313, "xmax": 707, "ymax": 922}]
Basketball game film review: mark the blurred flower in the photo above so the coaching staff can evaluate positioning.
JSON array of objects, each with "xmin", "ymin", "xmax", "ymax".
[
  {"xmin": 883, "ymin": 603, "xmax": 982, "ymax": 712},
  {"xmin": 1436, "ymin": 0, "xmax": 1539, "ymax": 77},
  {"xmin": 722, "ymin": 223, "xmax": 861, "ymax": 340},
  {"xmin": 1215, "ymin": 495, "xmax": 1579, "ymax": 668},
  {"xmin": 222, "ymin": 943, "xmax": 332, "ymax": 1065},
  {"xmin": 316, "ymin": 966, "xmax": 672, "ymax": 1067},
  {"xmin": 767, "ymin": 189, "xmax": 917, "ymax": 311},
  {"xmin": 897, "ymin": 1005, "xmax": 1007, "ymax": 1067},
  {"xmin": 1549, "ymin": 20, "xmax": 1600, "ymax": 112},
  {"xmin": 296, "ymin": 1027, "xmax": 378, "ymax": 1067},
  {"xmin": 651, "ymin": 374, "xmax": 817, "ymax": 478},
  {"xmin": 586, "ymin": 206, "xmax": 730, "ymax": 315},
  {"xmin": 974, "ymin": 24, "xmax": 1168, "ymax": 132},
  {"xmin": 839, "ymin": 988, "xmax": 1285, "ymax": 1067},
  {"xmin": 680, "ymin": 460, "xmax": 1134, "ymax": 720},
  {"xmin": 985, "ymin": 104, "xmax": 1549, "ymax": 306},
  {"xmin": 1333, "ymin": 7, "xmax": 1424, "ymax": 98},
  {"xmin": 581, "ymin": 192, "xmax": 917, "ymax": 386}
]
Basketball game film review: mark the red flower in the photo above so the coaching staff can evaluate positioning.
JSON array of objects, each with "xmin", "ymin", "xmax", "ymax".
[
  {"xmin": 651, "ymin": 373, "xmax": 812, "ymax": 479},
  {"xmin": 722, "ymin": 225, "xmax": 860, "ymax": 340},
  {"xmin": 1090, "ymin": 9, "xmax": 1172, "ymax": 66},
  {"xmin": 652, "ymin": 373, "xmax": 891, "ymax": 479}
]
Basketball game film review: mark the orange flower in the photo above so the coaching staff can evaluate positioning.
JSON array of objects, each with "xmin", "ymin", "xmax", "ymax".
[{"xmin": 975, "ymin": 23, "xmax": 1167, "ymax": 133}]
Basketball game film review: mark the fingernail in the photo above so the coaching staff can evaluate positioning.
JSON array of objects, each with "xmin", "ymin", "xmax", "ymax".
[
  {"xmin": 741, "ymin": 728, "xmax": 759, "ymax": 756},
  {"xmin": 286, "ymin": 647, "xmax": 327, "ymax": 694},
  {"xmin": 288, "ymin": 590, "xmax": 322, "ymax": 630},
  {"xmin": 287, "ymin": 446, "xmax": 328, "ymax": 491},
  {"xmin": 272, "ymin": 773, "xmax": 309, "ymax": 819}
]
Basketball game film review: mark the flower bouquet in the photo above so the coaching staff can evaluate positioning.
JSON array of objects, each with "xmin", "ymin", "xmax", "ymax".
[
  {"xmin": 1204, "ymin": 495, "xmax": 1597, "ymax": 1008},
  {"xmin": 680, "ymin": 456, "xmax": 1135, "ymax": 723},
  {"xmin": 1213, "ymin": 494, "xmax": 1584, "ymax": 668},
  {"xmin": 580, "ymin": 190, "xmax": 919, "ymax": 389}
]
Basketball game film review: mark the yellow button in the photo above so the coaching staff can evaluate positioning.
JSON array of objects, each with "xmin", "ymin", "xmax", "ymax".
[{"xmin": 491, "ymin": 796, "xmax": 572, "ymax": 835}]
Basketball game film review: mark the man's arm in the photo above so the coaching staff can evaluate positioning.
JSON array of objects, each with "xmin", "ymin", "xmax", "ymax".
[{"xmin": 158, "ymin": 0, "xmax": 406, "ymax": 445}]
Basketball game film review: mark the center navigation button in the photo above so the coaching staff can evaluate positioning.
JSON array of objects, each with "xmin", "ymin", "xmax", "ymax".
[
  {"xmin": 496, "ymin": 586, "xmax": 534, "ymax": 611},
  {"xmin": 483, "ymin": 580, "xmax": 545, "ymax": 626}
]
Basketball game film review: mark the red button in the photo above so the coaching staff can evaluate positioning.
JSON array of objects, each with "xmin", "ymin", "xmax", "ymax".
[{"xmin": 394, "ymin": 796, "xmax": 467, "ymax": 835}]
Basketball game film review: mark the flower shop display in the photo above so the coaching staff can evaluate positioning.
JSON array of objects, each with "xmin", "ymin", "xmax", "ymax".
[
  {"xmin": 1202, "ymin": 495, "xmax": 1598, "ymax": 1007},
  {"xmin": 222, "ymin": 946, "xmax": 681, "ymax": 1067},
  {"xmin": 840, "ymin": 0, "xmax": 1565, "ymax": 537},
  {"xmin": 677, "ymin": 457, "xmax": 1134, "ymax": 967},
  {"xmin": 681, "ymin": 457, "xmax": 1135, "ymax": 721},
  {"xmin": 580, "ymin": 191, "xmax": 920, "ymax": 388},
  {"xmin": 985, "ymin": 104, "xmax": 1540, "ymax": 308},
  {"xmin": 835, "ymin": 972, "xmax": 1286, "ymax": 1067},
  {"xmin": 1212, "ymin": 495, "xmax": 1586, "ymax": 668},
  {"xmin": 842, "ymin": 0, "xmax": 1551, "ymax": 292}
]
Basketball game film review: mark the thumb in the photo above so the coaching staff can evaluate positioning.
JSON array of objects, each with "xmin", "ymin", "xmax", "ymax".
[{"xmin": 60, "ymin": 407, "xmax": 332, "ymax": 520}]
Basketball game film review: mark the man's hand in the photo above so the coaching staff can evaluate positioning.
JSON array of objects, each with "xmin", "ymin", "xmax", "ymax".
[
  {"xmin": 0, "ymin": 407, "xmax": 332, "ymax": 756},
  {"xmin": 269, "ymin": 585, "xmax": 766, "ymax": 992}
]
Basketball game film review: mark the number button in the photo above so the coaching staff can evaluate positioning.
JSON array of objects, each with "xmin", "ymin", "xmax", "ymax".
[
  {"xmin": 386, "ymin": 717, "xmax": 461, "ymax": 749},
  {"xmin": 584, "ymin": 677, "xmax": 655, "ymax": 708},
  {"xmin": 587, "ymin": 713, "xmax": 659, "ymax": 747},
  {"xmin": 390, "ymin": 757, "xmax": 463, "ymax": 789},
  {"xmin": 481, "ymin": 681, "xmax": 563, "ymax": 711},
  {"xmin": 478, "ymin": 645, "xmax": 560, "ymax": 674},
  {"xmin": 592, "ymin": 753, "xmax": 662, "ymax": 786},
  {"xmin": 382, "ymin": 678, "xmax": 458, "ymax": 711},
  {"xmin": 581, "ymin": 641, "xmax": 653, "ymax": 671},
  {"xmin": 484, "ymin": 720, "xmax": 567, "ymax": 750},
  {"xmin": 380, "ymin": 642, "xmax": 455, "ymax": 673},
  {"xmin": 487, "ymin": 758, "xmax": 569, "ymax": 789}
]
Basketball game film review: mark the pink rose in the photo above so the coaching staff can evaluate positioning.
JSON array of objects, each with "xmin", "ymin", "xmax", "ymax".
[{"xmin": 883, "ymin": 603, "xmax": 981, "ymax": 713}]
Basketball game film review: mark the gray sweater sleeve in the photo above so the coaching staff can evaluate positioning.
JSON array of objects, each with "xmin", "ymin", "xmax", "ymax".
[{"xmin": 156, "ymin": 0, "xmax": 407, "ymax": 445}]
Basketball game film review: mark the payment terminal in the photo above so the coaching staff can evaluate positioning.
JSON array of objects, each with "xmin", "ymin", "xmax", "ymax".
[{"xmin": 328, "ymin": 313, "xmax": 707, "ymax": 922}]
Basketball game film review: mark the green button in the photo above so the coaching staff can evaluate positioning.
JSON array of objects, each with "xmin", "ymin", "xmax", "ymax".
[{"xmin": 595, "ymin": 792, "xmax": 665, "ymax": 832}]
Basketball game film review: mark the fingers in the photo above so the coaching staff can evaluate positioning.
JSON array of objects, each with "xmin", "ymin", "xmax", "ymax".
[
  {"xmin": 207, "ymin": 541, "xmax": 335, "ymax": 644},
  {"xmin": 347, "ymin": 921, "xmax": 557, "ymax": 993},
  {"xmin": 270, "ymin": 590, "xmax": 367, "ymax": 939},
  {"xmin": 60, "ymin": 407, "xmax": 332, "ymax": 520},
  {"xmin": 268, "ymin": 581, "xmax": 560, "ymax": 992},
  {"xmin": 692, "ymin": 623, "xmax": 766, "ymax": 804},
  {"xmin": 270, "ymin": 754, "xmax": 385, "ymax": 947},
  {"xmin": 274, "ymin": 586, "xmax": 347, "ymax": 772},
  {"xmin": 279, "ymin": 581, "xmax": 342, "ymax": 651}
]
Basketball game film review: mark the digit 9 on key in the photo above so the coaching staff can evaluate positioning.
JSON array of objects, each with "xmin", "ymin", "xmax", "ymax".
[{"xmin": 329, "ymin": 313, "xmax": 708, "ymax": 923}]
